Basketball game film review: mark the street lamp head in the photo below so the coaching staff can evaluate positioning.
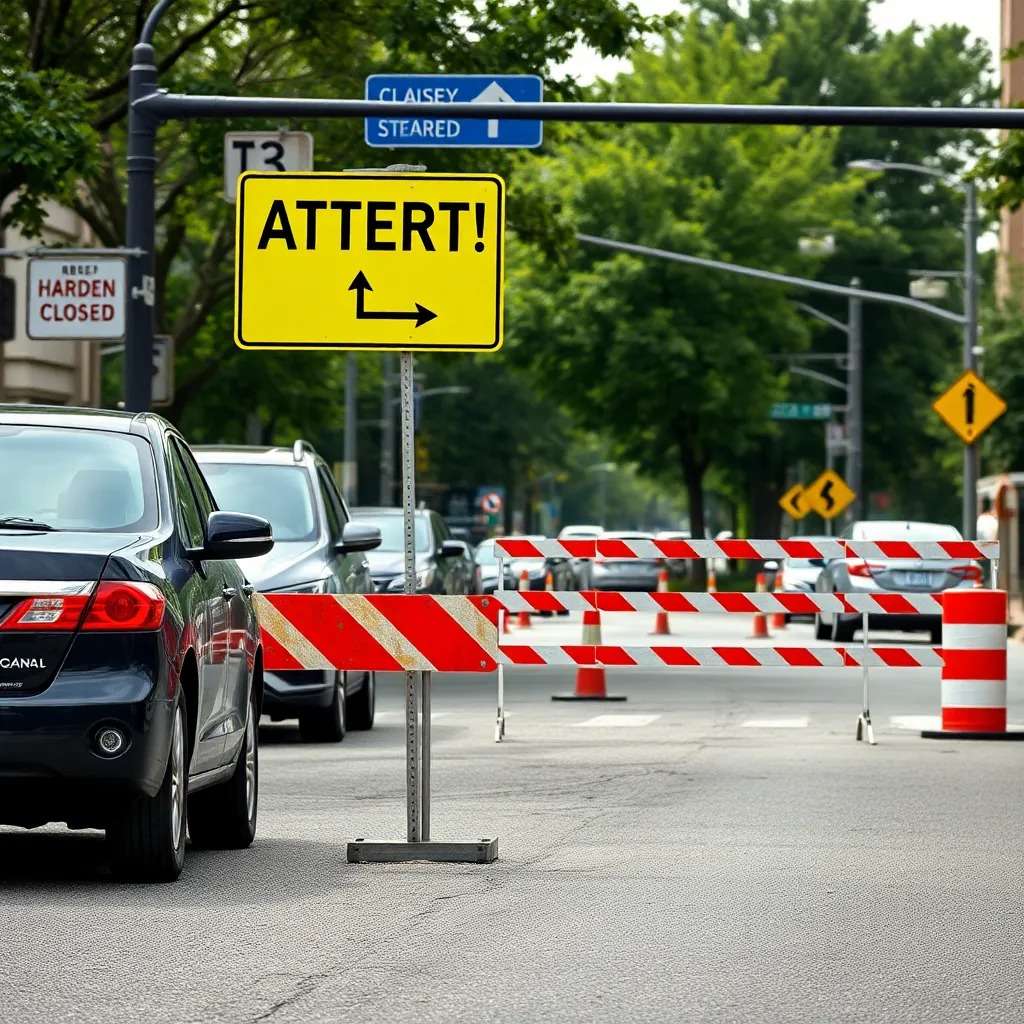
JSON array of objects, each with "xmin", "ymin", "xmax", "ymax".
[{"xmin": 847, "ymin": 159, "xmax": 886, "ymax": 171}]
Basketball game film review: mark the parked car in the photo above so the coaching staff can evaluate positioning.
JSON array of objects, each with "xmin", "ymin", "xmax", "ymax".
[
  {"xmin": 352, "ymin": 507, "xmax": 475, "ymax": 595},
  {"xmin": 591, "ymin": 530, "xmax": 663, "ymax": 592},
  {"xmin": 814, "ymin": 520, "xmax": 980, "ymax": 643},
  {"xmin": 655, "ymin": 529, "xmax": 692, "ymax": 579},
  {"xmin": 473, "ymin": 537, "xmax": 516, "ymax": 594},
  {"xmin": 507, "ymin": 534, "xmax": 576, "ymax": 612},
  {"xmin": 194, "ymin": 442, "xmax": 381, "ymax": 742},
  {"xmin": 769, "ymin": 535, "xmax": 832, "ymax": 622},
  {"xmin": 558, "ymin": 524, "xmax": 603, "ymax": 589},
  {"xmin": 0, "ymin": 406, "xmax": 273, "ymax": 881}
]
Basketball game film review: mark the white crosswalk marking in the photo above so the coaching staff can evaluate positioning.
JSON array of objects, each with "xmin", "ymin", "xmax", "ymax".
[
  {"xmin": 574, "ymin": 714, "xmax": 661, "ymax": 728},
  {"xmin": 740, "ymin": 717, "xmax": 809, "ymax": 729}
]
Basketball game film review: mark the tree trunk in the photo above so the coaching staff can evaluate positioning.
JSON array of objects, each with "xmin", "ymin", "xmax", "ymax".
[{"xmin": 681, "ymin": 446, "xmax": 707, "ymax": 589}]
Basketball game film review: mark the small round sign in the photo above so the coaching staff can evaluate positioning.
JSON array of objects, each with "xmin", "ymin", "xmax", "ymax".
[{"xmin": 480, "ymin": 492, "xmax": 503, "ymax": 515}]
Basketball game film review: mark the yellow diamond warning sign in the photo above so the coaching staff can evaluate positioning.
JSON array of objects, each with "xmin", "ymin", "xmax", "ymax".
[
  {"xmin": 805, "ymin": 469, "xmax": 855, "ymax": 520},
  {"xmin": 932, "ymin": 369, "xmax": 1006, "ymax": 444},
  {"xmin": 234, "ymin": 172, "xmax": 505, "ymax": 351},
  {"xmin": 778, "ymin": 484, "xmax": 809, "ymax": 520}
]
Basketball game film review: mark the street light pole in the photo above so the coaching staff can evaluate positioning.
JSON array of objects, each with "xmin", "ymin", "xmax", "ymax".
[
  {"xmin": 847, "ymin": 281, "xmax": 863, "ymax": 521},
  {"xmin": 848, "ymin": 159, "xmax": 980, "ymax": 539},
  {"xmin": 963, "ymin": 181, "xmax": 979, "ymax": 540}
]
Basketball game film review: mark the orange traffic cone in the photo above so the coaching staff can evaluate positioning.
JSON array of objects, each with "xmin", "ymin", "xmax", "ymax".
[
  {"xmin": 652, "ymin": 568, "xmax": 671, "ymax": 635},
  {"xmin": 769, "ymin": 568, "xmax": 786, "ymax": 630},
  {"xmin": 707, "ymin": 567, "xmax": 717, "ymax": 593},
  {"xmin": 541, "ymin": 570, "xmax": 555, "ymax": 617},
  {"xmin": 515, "ymin": 569, "xmax": 531, "ymax": 628},
  {"xmin": 749, "ymin": 572, "xmax": 770, "ymax": 638},
  {"xmin": 552, "ymin": 610, "xmax": 626, "ymax": 701},
  {"xmin": 502, "ymin": 607, "xmax": 512, "ymax": 635}
]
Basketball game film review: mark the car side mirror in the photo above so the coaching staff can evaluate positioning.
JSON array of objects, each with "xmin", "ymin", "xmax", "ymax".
[
  {"xmin": 440, "ymin": 540, "xmax": 466, "ymax": 558},
  {"xmin": 336, "ymin": 521, "xmax": 382, "ymax": 554},
  {"xmin": 763, "ymin": 560, "xmax": 779, "ymax": 571},
  {"xmin": 201, "ymin": 511, "xmax": 274, "ymax": 561}
]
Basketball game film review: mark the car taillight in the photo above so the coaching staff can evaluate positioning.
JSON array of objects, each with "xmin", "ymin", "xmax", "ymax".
[
  {"xmin": 848, "ymin": 560, "xmax": 884, "ymax": 578},
  {"xmin": 81, "ymin": 581, "xmax": 165, "ymax": 631},
  {"xmin": 951, "ymin": 564, "xmax": 982, "ymax": 582},
  {"xmin": 654, "ymin": 558, "xmax": 665, "ymax": 567},
  {"xmin": 0, "ymin": 594, "xmax": 91, "ymax": 630}
]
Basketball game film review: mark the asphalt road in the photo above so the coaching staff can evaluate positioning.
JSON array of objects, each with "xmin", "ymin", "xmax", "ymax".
[{"xmin": 2, "ymin": 614, "xmax": 1022, "ymax": 1024}]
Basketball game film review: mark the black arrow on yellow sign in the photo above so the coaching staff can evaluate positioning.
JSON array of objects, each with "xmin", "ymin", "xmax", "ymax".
[{"xmin": 349, "ymin": 271, "xmax": 437, "ymax": 328}]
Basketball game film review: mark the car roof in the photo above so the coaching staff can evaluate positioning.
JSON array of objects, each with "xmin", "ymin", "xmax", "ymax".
[
  {"xmin": 601, "ymin": 530, "xmax": 654, "ymax": 539},
  {"xmin": 0, "ymin": 403, "xmax": 158, "ymax": 435},
  {"xmin": 559, "ymin": 525, "xmax": 602, "ymax": 536}
]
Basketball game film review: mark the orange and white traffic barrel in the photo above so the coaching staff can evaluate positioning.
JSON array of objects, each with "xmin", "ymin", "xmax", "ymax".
[{"xmin": 922, "ymin": 589, "xmax": 1021, "ymax": 741}]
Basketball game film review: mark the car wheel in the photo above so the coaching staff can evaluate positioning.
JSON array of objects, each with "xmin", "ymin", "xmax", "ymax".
[
  {"xmin": 347, "ymin": 671, "xmax": 376, "ymax": 731},
  {"xmin": 107, "ymin": 697, "xmax": 187, "ymax": 883},
  {"xmin": 188, "ymin": 690, "xmax": 258, "ymax": 850},
  {"xmin": 814, "ymin": 614, "xmax": 830, "ymax": 641},
  {"xmin": 832, "ymin": 613, "xmax": 856, "ymax": 644},
  {"xmin": 299, "ymin": 674, "xmax": 347, "ymax": 743}
]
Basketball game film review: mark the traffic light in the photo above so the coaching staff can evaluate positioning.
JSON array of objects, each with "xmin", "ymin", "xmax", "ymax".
[{"xmin": 0, "ymin": 277, "xmax": 14, "ymax": 342}]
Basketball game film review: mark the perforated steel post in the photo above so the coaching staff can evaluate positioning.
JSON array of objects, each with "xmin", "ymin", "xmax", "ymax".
[{"xmin": 400, "ymin": 351, "xmax": 420, "ymax": 842}]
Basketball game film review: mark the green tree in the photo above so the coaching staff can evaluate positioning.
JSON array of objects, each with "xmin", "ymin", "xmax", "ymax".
[{"xmin": 506, "ymin": 19, "xmax": 859, "ymax": 562}]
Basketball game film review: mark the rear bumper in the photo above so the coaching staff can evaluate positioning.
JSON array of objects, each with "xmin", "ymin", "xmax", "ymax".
[
  {"xmin": 0, "ymin": 692, "xmax": 174, "ymax": 828},
  {"xmin": 591, "ymin": 575, "xmax": 662, "ymax": 592},
  {"xmin": 837, "ymin": 612, "xmax": 942, "ymax": 632},
  {"xmin": 263, "ymin": 669, "xmax": 334, "ymax": 718}
]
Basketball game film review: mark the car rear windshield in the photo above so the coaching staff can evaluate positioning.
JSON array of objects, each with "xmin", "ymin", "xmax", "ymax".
[
  {"xmin": 356, "ymin": 514, "xmax": 430, "ymax": 553},
  {"xmin": 199, "ymin": 463, "xmax": 317, "ymax": 542},
  {"xmin": 0, "ymin": 424, "xmax": 157, "ymax": 532},
  {"xmin": 855, "ymin": 522, "xmax": 961, "ymax": 541}
]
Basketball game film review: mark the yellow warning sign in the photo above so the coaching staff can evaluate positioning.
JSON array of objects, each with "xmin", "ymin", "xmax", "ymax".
[
  {"xmin": 806, "ymin": 470, "xmax": 855, "ymax": 520},
  {"xmin": 779, "ymin": 484, "xmax": 810, "ymax": 520},
  {"xmin": 234, "ymin": 172, "xmax": 505, "ymax": 351},
  {"xmin": 932, "ymin": 369, "xmax": 1006, "ymax": 444}
]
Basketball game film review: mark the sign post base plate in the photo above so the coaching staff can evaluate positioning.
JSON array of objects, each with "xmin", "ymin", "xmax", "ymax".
[{"xmin": 347, "ymin": 838, "xmax": 499, "ymax": 863}]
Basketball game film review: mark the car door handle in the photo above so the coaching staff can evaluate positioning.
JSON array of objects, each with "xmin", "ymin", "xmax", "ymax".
[{"xmin": 221, "ymin": 587, "xmax": 237, "ymax": 601}]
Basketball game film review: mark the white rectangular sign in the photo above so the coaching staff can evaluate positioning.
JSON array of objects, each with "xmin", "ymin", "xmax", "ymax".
[
  {"xmin": 223, "ymin": 131, "xmax": 314, "ymax": 202},
  {"xmin": 27, "ymin": 258, "xmax": 125, "ymax": 340}
]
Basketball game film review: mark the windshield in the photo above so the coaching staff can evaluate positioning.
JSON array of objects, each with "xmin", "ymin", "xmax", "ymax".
[
  {"xmin": 0, "ymin": 425, "xmax": 156, "ymax": 532},
  {"xmin": 475, "ymin": 541, "xmax": 499, "ymax": 565},
  {"xmin": 199, "ymin": 462, "xmax": 317, "ymax": 542},
  {"xmin": 855, "ymin": 522, "xmax": 961, "ymax": 541},
  {"xmin": 356, "ymin": 514, "xmax": 430, "ymax": 553}
]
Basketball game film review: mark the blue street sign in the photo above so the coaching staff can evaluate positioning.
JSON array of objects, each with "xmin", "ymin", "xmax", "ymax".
[{"xmin": 365, "ymin": 74, "xmax": 543, "ymax": 149}]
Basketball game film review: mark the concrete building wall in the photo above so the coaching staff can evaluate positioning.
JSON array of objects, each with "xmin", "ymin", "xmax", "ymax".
[
  {"xmin": 999, "ymin": 0, "xmax": 1024, "ymax": 299},
  {"xmin": 1, "ymin": 200, "xmax": 104, "ymax": 407}
]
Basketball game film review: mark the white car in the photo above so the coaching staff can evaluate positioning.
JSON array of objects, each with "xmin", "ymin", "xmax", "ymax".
[{"xmin": 558, "ymin": 524, "xmax": 603, "ymax": 589}]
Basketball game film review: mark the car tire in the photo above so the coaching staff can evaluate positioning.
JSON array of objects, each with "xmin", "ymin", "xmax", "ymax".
[
  {"xmin": 814, "ymin": 614, "xmax": 830, "ymax": 641},
  {"xmin": 832, "ymin": 613, "xmax": 856, "ymax": 644},
  {"xmin": 187, "ymin": 690, "xmax": 258, "ymax": 850},
  {"xmin": 107, "ymin": 698, "xmax": 187, "ymax": 883},
  {"xmin": 299, "ymin": 674, "xmax": 346, "ymax": 743},
  {"xmin": 347, "ymin": 671, "xmax": 376, "ymax": 731}
]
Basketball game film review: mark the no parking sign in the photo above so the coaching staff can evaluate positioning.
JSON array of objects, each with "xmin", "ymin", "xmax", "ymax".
[{"xmin": 480, "ymin": 492, "xmax": 503, "ymax": 516}]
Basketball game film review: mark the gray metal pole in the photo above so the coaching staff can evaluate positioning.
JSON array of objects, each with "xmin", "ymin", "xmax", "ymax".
[
  {"xmin": 123, "ymin": 43, "xmax": 159, "ymax": 412},
  {"xmin": 963, "ymin": 182, "xmax": 979, "ymax": 541},
  {"xmin": 847, "ymin": 281, "xmax": 863, "ymax": 522},
  {"xmin": 344, "ymin": 353, "xmax": 357, "ymax": 505},
  {"xmin": 400, "ymin": 352, "xmax": 420, "ymax": 842},
  {"xmin": 824, "ymin": 426, "xmax": 834, "ymax": 537}
]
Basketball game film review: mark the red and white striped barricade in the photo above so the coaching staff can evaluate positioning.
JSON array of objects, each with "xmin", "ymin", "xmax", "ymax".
[
  {"xmin": 921, "ymin": 588, "xmax": 1022, "ymax": 741},
  {"xmin": 492, "ymin": 537, "xmax": 1002, "ymax": 745}
]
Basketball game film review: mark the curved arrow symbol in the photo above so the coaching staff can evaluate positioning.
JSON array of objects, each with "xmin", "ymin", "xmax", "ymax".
[{"xmin": 349, "ymin": 271, "xmax": 437, "ymax": 328}]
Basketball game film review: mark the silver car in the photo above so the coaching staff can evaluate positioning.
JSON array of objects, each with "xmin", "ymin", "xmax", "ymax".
[
  {"xmin": 814, "ymin": 521, "xmax": 981, "ymax": 644},
  {"xmin": 774, "ymin": 535, "xmax": 832, "ymax": 622},
  {"xmin": 591, "ymin": 530, "xmax": 663, "ymax": 592}
]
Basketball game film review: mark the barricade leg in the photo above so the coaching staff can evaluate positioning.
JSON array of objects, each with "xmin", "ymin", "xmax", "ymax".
[
  {"xmin": 922, "ymin": 588, "xmax": 1023, "ymax": 741},
  {"xmin": 855, "ymin": 610, "xmax": 875, "ymax": 745}
]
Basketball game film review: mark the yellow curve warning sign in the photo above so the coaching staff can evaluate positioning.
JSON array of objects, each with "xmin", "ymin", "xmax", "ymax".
[
  {"xmin": 932, "ymin": 369, "xmax": 1006, "ymax": 444},
  {"xmin": 779, "ymin": 484, "xmax": 809, "ymax": 520},
  {"xmin": 805, "ymin": 469, "xmax": 855, "ymax": 520},
  {"xmin": 234, "ymin": 172, "xmax": 505, "ymax": 352}
]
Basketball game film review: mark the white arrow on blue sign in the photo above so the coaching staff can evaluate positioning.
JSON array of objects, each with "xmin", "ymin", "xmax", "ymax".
[{"xmin": 365, "ymin": 74, "xmax": 543, "ymax": 149}]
